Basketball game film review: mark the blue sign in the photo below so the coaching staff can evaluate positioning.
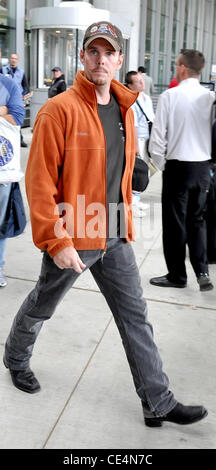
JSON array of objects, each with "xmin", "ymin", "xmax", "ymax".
[{"xmin": 0, "ymin": 136, "xmax": 14, "ymax": 166}]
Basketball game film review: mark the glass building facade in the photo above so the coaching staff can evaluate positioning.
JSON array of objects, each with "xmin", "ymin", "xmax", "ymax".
[
  {"xmin": 1, "ymin": 0, "xmax": 216, "ymax": 89},
  {"xmin": 0, "ymin": 0, "xmax": 16, "ymax": 62},
  {"xmin": 139, "ymin": 0, "xmax": 216, "ymax": 86}
]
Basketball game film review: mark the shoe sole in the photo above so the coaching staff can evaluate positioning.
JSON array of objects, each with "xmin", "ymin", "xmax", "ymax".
[
  {"xmin": 150, "ymin": 280, "xmax": 186, "ymax": 288},
  {"xmin": 10, "ymin": 380, "xmax": 41, "ymax": 394},
  {"xmin": 3, "ymin": 356, "xmax": 41, "ymax": 394},
  {"xmin": 145, "ymin": 409, "xmax": 208, "ymax": 427},
  {"xmin": 199, "ymin": 284, "xmax": 214, "ymax": 291}
]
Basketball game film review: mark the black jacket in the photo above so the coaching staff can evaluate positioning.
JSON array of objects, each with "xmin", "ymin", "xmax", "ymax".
[{"xmin": 48, "ymin": 74, "xmax": 66, "ymax": 98}]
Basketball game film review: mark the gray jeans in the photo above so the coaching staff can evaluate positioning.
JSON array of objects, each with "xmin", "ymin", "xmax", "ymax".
[{"xmin": 5, "ymin": 237, "xmax": 176, "ymax": 417}]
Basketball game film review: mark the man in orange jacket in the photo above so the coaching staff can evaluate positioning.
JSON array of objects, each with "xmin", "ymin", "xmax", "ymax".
[{"xmin": 3, "ymin": 21, "xmax": 207, "ymax": 428}]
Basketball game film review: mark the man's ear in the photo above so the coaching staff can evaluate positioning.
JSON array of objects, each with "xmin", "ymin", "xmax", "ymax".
[
  {"xmin": 117, "ymin": 54, "xmax": 124, "ymax": 70},
  {"xmin": 80, "ymin": 49, "xmax": 85, "ymax": 65}
]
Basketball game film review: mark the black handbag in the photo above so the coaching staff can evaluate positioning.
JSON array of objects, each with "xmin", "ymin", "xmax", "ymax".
[
  {"xmin": 132, "ymin": 156, "xmax": 149, "ymax": 192},
  {"xmin": 0, "ymin": 182, "xmax": 26, "ymax": 239}
]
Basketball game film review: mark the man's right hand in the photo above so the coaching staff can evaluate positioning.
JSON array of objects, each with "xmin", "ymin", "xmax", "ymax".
[
  {"xmin": 0, "ymin": 106, "xmax": 8, "ymax": 116},
  {"xmin": 53, "ymin": 246, "xmax": 86, "ymax": 273}
]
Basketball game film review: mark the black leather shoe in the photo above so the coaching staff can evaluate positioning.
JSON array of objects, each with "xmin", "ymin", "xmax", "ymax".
[
  {"xmin": 21, "ymin": 141, "xmax": 28, "ymax": 148},
  {"xmin": 143, "ymin": 402, "xmax": 208, "ymax": 427},
  {"xmin": 150, "ymin": 275, "xmax": 186, "ymax": 288},
  {"xmin": 3, "ymin": 356, "xmax": 40, "ymax": 394},
  {"xmin": 197, "ymin": 273, "xmax": 214, "ymax": 291}
]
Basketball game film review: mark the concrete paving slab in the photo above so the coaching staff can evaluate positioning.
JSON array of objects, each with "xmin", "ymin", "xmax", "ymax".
[
  {"xmin": 5, "ymin": 223, "xmax": 41, "ymax": 282},
  {"xmin": 140, "ymin": 247, "xmax": 216, "ymax": 310},
  {"xmin": 44, "ymin": 300, "xmax": 216, "ymax": 449},
  {"xmin": 1, "ymin": 129, "xmax": 215, "ymax": 450},
  {"xmin": 0, "ymin": 278, "xmax": 111, "ymax": 449}
]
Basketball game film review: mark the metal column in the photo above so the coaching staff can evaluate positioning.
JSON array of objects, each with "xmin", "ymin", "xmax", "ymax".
[{"xmin": 15, "ymin": 0, "xmax": 25, "ymax": 69}]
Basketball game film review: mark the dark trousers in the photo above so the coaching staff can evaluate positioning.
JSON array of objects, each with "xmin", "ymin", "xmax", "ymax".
[
  {"xmin": 5, "ymin": 238, "xmax": 176, "ymax": 418},
  {"xmin": 162, "ymin": 160, "xmax": 211, "ymax": 284}
]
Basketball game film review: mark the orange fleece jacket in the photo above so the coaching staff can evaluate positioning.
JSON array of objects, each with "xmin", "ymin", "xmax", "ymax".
[{"xmin": 25, "ymin": 71, "xmax": 138, "ymax": 257}]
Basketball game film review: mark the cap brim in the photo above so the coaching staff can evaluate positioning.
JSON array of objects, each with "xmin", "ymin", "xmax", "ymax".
[{"xmin": 84, "ymin": 34, "xmax": 121, "ymax": 51}]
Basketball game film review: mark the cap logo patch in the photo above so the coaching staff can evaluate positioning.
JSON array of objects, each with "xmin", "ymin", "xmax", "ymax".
[
  {"xmin": 89, "ymin": 23, "xmax": 118, "ymax": 38},
  {"xmin": 107, "ymin": 25, "xmax": 118, "ymax": 37},
  {"xmin": 90, "ymin": 26, "xmax": 98, "ymax": 33}
]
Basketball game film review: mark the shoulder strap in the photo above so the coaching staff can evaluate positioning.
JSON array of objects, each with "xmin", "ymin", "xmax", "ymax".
[{"xmin": 136, "ymin": 99, "xmax": 151, "ymax": 123}]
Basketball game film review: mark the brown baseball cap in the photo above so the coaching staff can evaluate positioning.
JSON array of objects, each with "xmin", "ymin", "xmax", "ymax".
[{"xmin": 83, "ymin": 21, "xmax": 124, "ymax": 52}]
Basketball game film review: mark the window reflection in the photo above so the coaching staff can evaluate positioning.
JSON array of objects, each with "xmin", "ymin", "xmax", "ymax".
[
  {"xmin": 31, "ymin": 28, "xmax": 86, "ymax": 89},
  {"xmin": 0, "ymin": 0, "xmax": 16, "ymax": 61}
]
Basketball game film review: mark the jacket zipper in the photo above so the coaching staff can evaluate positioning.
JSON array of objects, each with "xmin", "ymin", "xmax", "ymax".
[
  {"xmin": 96, "ymin": 106, "xmax": 108, "ymax": 254},
  {"xmin": 120, "ymin": 108, "xmax": 130, "ymax": 240},
  {"xmin": 101, "ymin": 250, "xmax": 106, "ymax": 264}
]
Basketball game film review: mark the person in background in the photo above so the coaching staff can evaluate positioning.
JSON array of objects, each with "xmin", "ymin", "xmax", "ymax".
[
  {"xmin": 149, "ymin": 49, "xmax": 214, "ymax": 292},
  {"xmin": 3, "ymin": 23, "xmax": 207, "ymax": 429},
  {"xmin": 3, "ymin": 53, "xmax": 28, "ymax": 148},
  {"xmin": 125, "ymin": 70, "xmax": 155, "ymax": 217},
  {"xmin": 169, "ymin": 77, "xmax": 179, "ymax": 88},
  {"xmin": 0, "ymin": 74, "xmax": 25, "ymax": 287},
  {"xmin": 138, "ymin": 66, "xmax": 154, "ymax": 96},
  {"xmin": 48, "ymin": 67, "xmax": 66, "ymax": 98}
]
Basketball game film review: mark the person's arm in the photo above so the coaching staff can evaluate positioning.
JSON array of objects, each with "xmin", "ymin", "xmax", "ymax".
[
  {"xmin": 0, "ymin": 106, "xmax": 8, "ymax": 116},
  {"xmin": 148, "ymin": 92, "xmax": 168, "ymax": 170},
  {"xmin": 57, "ymin": 80, "xmax": 66, "ymax": 94},
  {"xmin": 145, "ymin": 94, "xmax": 155, "ymax": 122},
  {"xmin": 26, "ymin": 108, "xmax": 86, "ymax": 273},
  {"xmin": 60, "ymin": 80, "xmax": 66, "ymax": 93},
  {"xmin": 6, "ymin": 80, "xmax": 25, "ymax": 126},
  {"xmin": 134, "ymin": 127, "xmax": 140, "ymax": 155},
  {"xmin": 0, "ymin": 105, "xmax": 17, "ymax": 125},
  {"xmin": 132, "ymin": 104, "xmax": 140, "ymax": 155},
  {"xmin": 21, "ymin": 73, "xmax": 28, "ymax": 96}
]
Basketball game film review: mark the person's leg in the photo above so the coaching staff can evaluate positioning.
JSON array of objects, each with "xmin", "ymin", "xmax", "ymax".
[
  {"xmin": 4, "ymin": 249, "xmax": 103, "ymax": 370},
  {"xmin": 90, "ymin": 238, "xmax": 177, "ymax": 418},
  {"xmin": 187, "ymin": 189, "xmax": 209, "ymax": 275},
  {"xmin": 186, "ymin": 161, "xmax": 213, "ymax": 289},
  {"xmin": 0, "ymin": 183, "xmax": 12, "ymax": 227},
  {"xmin": 20, "ymin": 131, "xmax": 27, "ymax": 148},
  {"xmin": 161, "ymin": 163, "xmax": 188, "ymax": 284},
  {"xmin": 132, "ymin": 138, "xmax": 149, "ymax": 217},
  {"xmin": 0, "ymin": 183, "xmax": 12, "ymax": 284},
  {"xmin": 0, "ymin": 238, "xmax": 7, "ymax": 286},
  {"xmin": 0, "ymin": 238, "xmax": 7, "ymax": 269}
]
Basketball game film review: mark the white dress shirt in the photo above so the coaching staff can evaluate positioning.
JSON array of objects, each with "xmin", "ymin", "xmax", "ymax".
[
  {"xmin": 149, "ymin": 78, "xmax": 215, "ymax": 170},
  {"xmin": 132, "ymin": 92, "xmax": 155, "ymax": 140}
]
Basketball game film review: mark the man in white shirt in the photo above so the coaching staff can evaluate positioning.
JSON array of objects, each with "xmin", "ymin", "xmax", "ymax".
[
  {"xmin": 125, "ymin": 71, "xmax": 155, "ymax": 217},
  {"xmin": 149, "ymin": 49, "xmax": 215, "ymax": 292},
  {"xmin": 138, "ymin": 66, "xmax": 154, "ymax": 96}
]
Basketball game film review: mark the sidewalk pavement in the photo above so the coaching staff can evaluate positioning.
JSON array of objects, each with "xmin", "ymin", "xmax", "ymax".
[{"xmin": 0, "ymin": 127, "xmax": 216, "ymax": 449}]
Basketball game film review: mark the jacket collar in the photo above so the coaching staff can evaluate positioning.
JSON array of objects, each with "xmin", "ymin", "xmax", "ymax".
[
  {"xmin": 71, "ymin": 70, "xmax": 138, "ymax": 111},
  {"xmin": 179, "ymin": 77, "xmax": 200, "ymax": 87},
  {"xmin": 54, "ymin": 74, "xmax": 64, "ymax": 83}
]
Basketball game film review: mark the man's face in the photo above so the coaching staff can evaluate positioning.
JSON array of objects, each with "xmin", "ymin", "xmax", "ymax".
[
  {"xmin": 80, "ymin": 38, "xmax": 123, "ymax": 87},
  {"xmin": 10, "ymin": 54, "xmax": 18, "ymax": 68},
  {"xmin": 128, "ymin": 73, "xmax": 145, "ymax": 92},
  {"xmin": 53, "ymin": 70, "xmax": 62, "ymax": 79}
]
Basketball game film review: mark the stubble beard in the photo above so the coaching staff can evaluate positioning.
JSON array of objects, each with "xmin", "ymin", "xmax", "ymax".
[{"xmin": 91, "ymin": 77, "xmax": 107, "ymax": 86}]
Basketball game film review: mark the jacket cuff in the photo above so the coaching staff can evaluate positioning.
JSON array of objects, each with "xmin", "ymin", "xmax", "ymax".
[{"xmin": 48, "ymin": 239, "xmax": 74, "ymax": 258}]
